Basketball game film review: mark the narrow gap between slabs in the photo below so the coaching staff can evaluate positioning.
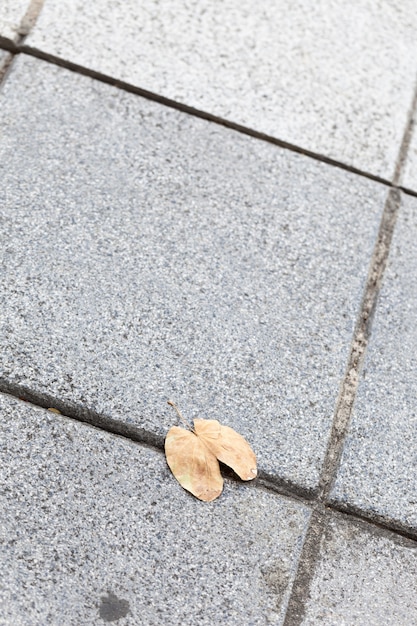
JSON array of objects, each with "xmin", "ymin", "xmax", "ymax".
[
  {"xmin": 282, "ymin": 68, "xmax": 417, "ymax": 626},
  {"xmin": 283, "ymin": 509, "xmax": 325, "ymax": 626},
  {"xmin": 1, "ymin": 43, "xmax": 417, "ymax": 198},
  {"xmin": 392, "ymin": 69, "xmax": 417, "ymax": 186},
  {"xmin": 0, "ymin": 39, "xmax": 398, "ymax": 192},
  {"xmin": 328, "ymin": 502, "xmax": 417, "ymax": 544},
  {"xmin": 282, "ymin": 175, "xmax": 403, "ymax": 626},
  {"xmin": 0, "ymin": 383, "xmax": 315, "ymax": 505},
  {"xmin": 283, "ymin": 505, "xmax": 417, "ymax": 626},
  {"xmin": 0, "ymin": 0, "xmax": 44, "ymax": 88},
  {"xmin": 318, "ymin": 187, "xmax": 401, "ymax": 501},
  {"xmin": 2, "ymin": 384, "xmax": 417, "ymax": 547},
  {"xmin": 0, "ymin": 381, "xmax": 165, "ymax": 450},
  {"xmin": 318, "ymin": 65, "xmax": 417, "ymax": 501}
]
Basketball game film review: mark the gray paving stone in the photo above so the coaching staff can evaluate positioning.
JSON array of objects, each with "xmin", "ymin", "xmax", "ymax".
[
  {"xmin": 0, "ymin": 393, "xmax": 310, "ymax": 625},
  {"xmin": 301, "ymin": 515, "xmax": 417, "ymax": 625},
  {"xmin": 0, "ymin": 55, "xmax": 387, "ymax": 492},
  {"xmin": 26, "ymin": 0, "xmax": 417, "ymax": 179},
  {"xmin": 330, "ymin": 192, "xmax": 417, "ymax": 532},
  {"xmin": 0, "ymin": 0, "xmax": 30, "ymax": 41}
]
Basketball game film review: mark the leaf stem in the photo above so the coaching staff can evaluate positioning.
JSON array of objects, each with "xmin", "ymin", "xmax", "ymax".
[{"xmin": 167, "ymin": 400, "xmax": 194, "ymax": 431}]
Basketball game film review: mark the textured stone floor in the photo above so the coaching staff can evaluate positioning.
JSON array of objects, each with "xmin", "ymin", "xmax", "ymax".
[{"xmin": 1, "ymin": 2, "xmax": 417, "ymax": 625}]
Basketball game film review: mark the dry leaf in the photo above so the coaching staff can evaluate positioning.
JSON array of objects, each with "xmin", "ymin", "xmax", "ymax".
[
  {"xmin": 165, "ymin": 401, "xmax": 257, "ymax": 502},
  {"xmin": 165, "ymin": 426, "xmax": 223, "ymax": 502},
  {"xmin": 194, "ymin": 419, "xmax": 257, "ymax": 481}
]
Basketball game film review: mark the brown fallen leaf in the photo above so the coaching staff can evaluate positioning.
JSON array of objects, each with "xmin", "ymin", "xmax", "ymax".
[
  {"xmin": 164, "ymin": 425, "xmax": 224, "ymax": 502},
  {"xmin": 165, "ymin": 401, "xmax": 257, "ymax": 502},
  {"xmin": 193, "ymin": 419, "xmax": 257, "ymax": 481}
]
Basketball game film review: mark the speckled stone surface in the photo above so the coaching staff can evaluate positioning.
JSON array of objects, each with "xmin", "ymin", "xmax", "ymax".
[
  {"xmin": 0, "ymin": 0, "xmax": 30, "ymax": 41},
  {"xmin": 26, "ymin": 0, "xmax": 417, "ymax": 179},
  {"xmin": 301, "ymin": 515, "xmax": 417, "ymax": 625},
  {"xmin": 0, "ymin": 393, "xmax": 310, "ymax": 625},
  {"xmin": 0, "ymin": 55, "xmax": 387, "ymax": 492},
  {"xmin": 400, "ymin": 116, "xmax": 417, "ymax": 192},
  {"xmin": 330, "ymin": 193, "xmax": 417, "ymax": 532}
]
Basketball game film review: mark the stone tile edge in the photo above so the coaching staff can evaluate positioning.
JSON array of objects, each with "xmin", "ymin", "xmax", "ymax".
[
  {"xmin": 3, "ymin": 387, "xmax": 417, "ymax": 546},
  {"xmin": 0, "ymin": 381, "xmax": 318, "ymax": 502},
  {"xmin": 283, "ymin": 507, "xmax": 417, "ymax": 626},
  {"xmin": 0, "ymin": 379, "xmax": 165, "ymax": 449},
  {"xmin": 328, "ymin": 500, "xmax": 417, "ymax": 544},
  {"xmin": 318, "ymin": 188, "xmax": 401, "ymax": 500},
  {"xmin": 0, "ymin": 39, "xmax": 397, "ymax": 189}
]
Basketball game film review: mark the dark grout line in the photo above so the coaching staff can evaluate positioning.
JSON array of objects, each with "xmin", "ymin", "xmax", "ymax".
[
  {"xmin": 0, "ymin": 1, "xmax": 44, "ymax": 90},
  {"xmin": 399, "ymin": 183, "xmax": 417, "ymax": 198},
  {"xmin": 328, "ymin": 501, "xmax": 417, "ymax": 544},
  {"xmin": 256, "ymin": 473, "xmax": 317, "ymax": 504},
  {"xmin": 283, "ymin": 504, "xmax": 417, "ymax": 626},
  {"xmin": 0, "ymin": 379, "xmax": 165, "ymax": 451},
  {"xmin": 0, "ymin": 380, "xmax": 318, "ymax": 503},
  {"xmin": 317, "ymin": 66, "xmax": 417, "ymax": 501},
  {"xmin": 0, "ymin": 27, "xmax": 416, "ymax": 620},
  {"xmin": 282, "ymin": 65, "xmax": 417, "ymax": 624},
  {"xmin": 283, "ymin": 71, "xmax": 417, "ymax": 623},
  {"xmin": 318, "ymin": 187, "xmax": 402, "ymax": 500},
  {"xmin": 0, "ymin": 36, "xmax": 15, "ymax": 51},
  {"xmin": 3, "ymin": 378, "xmax": 417, "ymax": 626},
  {"xmin": 0, "ymin": 39, "xmax": 399, "ymax": 191},
  {"xmin": 3, "ymin": 383, "xmax": 417, "ymax": 546},
  {"xmin": 0, "ymin": 42, "xmax": 417, "ymax": 197},
  {"xmin": 283, "ymin": 509, "xmax": 325, "ymax": 626}
]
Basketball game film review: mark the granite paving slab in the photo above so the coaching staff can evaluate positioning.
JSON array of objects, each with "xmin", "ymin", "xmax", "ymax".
[
  {"xmin": 26, "ymin": 0, "xmax": 417, "ymax": 179},
  {"xmin": 300, "ymin": 514, "xmax": 417, "ymax": 625},
  {"xmin": 330, "ymin": 192, "xmax": 417, "ymax": 533},
  {"xmin": 0, "ymin": 55, "xmax": 388, "ymax": 492},
  {"xmin": 0, "ymin": 393, "xmax": 311, "ymax": 625}
]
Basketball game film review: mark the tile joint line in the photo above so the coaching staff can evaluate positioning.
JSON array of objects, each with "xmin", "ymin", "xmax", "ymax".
[
  {"xmin": 0, "ymin": 1, "xmax": 44, "ymax": 87},
  {"xmin": 283, "ymin": 186, "xmax": 401, "ymax": 625},
  {"xmin": 0, "ymin": 39, "xmax": 417, "ymax": 198},
  {"xmin": 318, "ymin": 187, "xmax": 401, "ymax": 502},
  {"xmin": 0, "ymin": 49, "xmax": 14, "ymax": 82},
  {"xmin": 319, "ymin": 63, "xmax": 417, "ymax": 500},
  {"xmin": 1, "ymin": 387, "xmax": 416, "ymax": 545},
  {"xmin": 283, "ymin": 69, "xmax": 417, "ymax": 626}
]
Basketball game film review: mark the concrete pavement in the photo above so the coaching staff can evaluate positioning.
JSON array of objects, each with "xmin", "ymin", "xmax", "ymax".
[{"xmin": 1, "ymin": 2, "xmax": 417, "ymax": 624}]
